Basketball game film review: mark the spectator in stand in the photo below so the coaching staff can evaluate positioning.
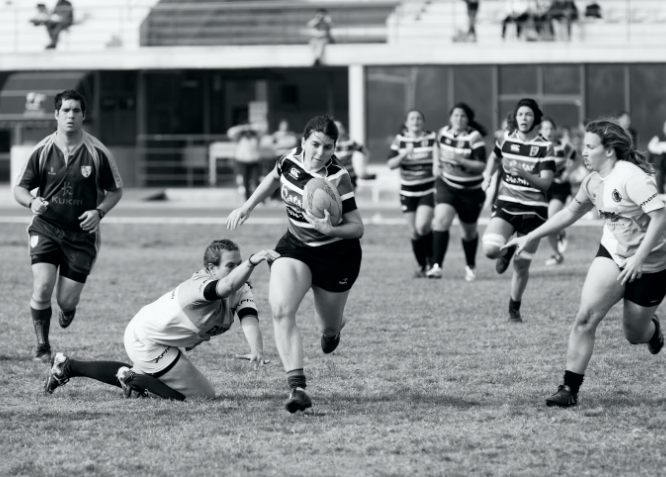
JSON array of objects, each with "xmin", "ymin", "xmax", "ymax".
[
  {"xmin": 307, "ymin": 9, "xmax": 334, "ymax": 66},
  {"xmin": 648, "ymin": 121, "xmax": 666, "ymax": 194},
  {"xmin": 30, "ymin": 0, "xmax": 74, "ymax": 49},
  {"xmin": 502, "ymin": 0, "xmax": 530, "ymax": 40},
  {"xmin": 227, "ymin": 122, "xmax": 262, "ymax": 201},
  {"xmin": 547, "ymin": 0, "xmax": 578, "ymax": 41},
  {"xmin": 618, "ymin": 112, "xmax": 638, "ymax": 148},
  {"xmin": 463, "ymin": 0, "xmax": 480, "ymax": 42}
]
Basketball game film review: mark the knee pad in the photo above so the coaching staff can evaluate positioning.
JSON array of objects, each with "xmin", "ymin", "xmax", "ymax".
[{"xmin": 483, "ymin": 233, "xmax": 506, "ymax": 248}]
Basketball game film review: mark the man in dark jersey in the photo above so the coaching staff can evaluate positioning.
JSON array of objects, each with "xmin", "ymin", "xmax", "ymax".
[{"xmin": 14, "ymin": 90, "xmax": 123, "ymax": 362}]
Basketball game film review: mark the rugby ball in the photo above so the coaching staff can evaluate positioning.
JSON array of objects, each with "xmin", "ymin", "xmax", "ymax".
[{"xmin": 302, "ymin": 177, "xmax": 343, "ymax": 225}]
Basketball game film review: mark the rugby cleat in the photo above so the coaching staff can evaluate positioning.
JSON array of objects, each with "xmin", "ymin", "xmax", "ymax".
[
  {"xmin": 545, "ymin": 253, "xmax": 564, "ymax": 266},
  {"xmin": 648, "ymin": 315, "xmax": 664, "ymax": 355},
  {"xmin": 34, "ymin": 344, "xmax": 52, "ymax": 363},
  {"xmin": 508, "ymin": 308, "xmax": 522, "ymax": 323},
  {"xmin": 44, "ymin": 352, "xmax": 70, "ymax": 394},
  {"xmin": 321, "ymin": 332, "xmax": 341, "ymax": 354},
  {"xmin": 116, "ymin": 366, "xmax": 147, "ymax": 399},
  {"xmin": 413, "ymin": 266, "xmax": 428, "ymax": 278},
  {"xmin": 285, "ymin": 387, "xmax": 312, "ymax": 413},
  {"xmin": 546, "ymin": 385, "xmax": 577, "ymax": 408},
  {"xmin": 495, "ymin": 246, "xmax": 516, "ymax": 274},
  {"xmin": 426, "ymin": 263, "xmax": 443, "ymax": 279},
  {"xmin": 58, "ymin": 308, "xmax": 76, "ymax": 329},
  {"xmin": 464, "ymin": 266, "xmax": 477, "ymax": 282}
]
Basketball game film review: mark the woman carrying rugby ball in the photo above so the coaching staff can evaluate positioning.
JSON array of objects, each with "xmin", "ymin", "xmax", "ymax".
[{"xmin": 226, "ymin": 115, "xmax": 364, "ymax": 414}]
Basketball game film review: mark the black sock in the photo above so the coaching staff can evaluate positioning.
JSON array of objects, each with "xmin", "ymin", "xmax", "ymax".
[
  {"xmin": 509, "ymin": 298, "xmax": 521, "ymax": 311},
  {"xmin": 129, "ymin": 374, "xmax": 186, "ymax": 401},
  {"xmin": 422, "ymin": 231, "xmax": 433, "ymax": 266},
  {"xmin": 462, "ymin": 235, "xmax": 479, "ymax": 268},
  {"xmin": 432, "ymin": 231, "xmax": 450, "ymax": 267},
  {"xmin": 67, "ymin": 359, "xmax": 132, "ymax": 387},
  {"xmin": 31, "ymin": 306, "xmax": 52, "ymax": 347},
  {"xmin": 411, "ymin": 238, "xmax": 427, "ymax": 269},
  {"xmin": 563, "ymin": 370, "xmax": 584, "ymax": 394},
  {"xmin": 287, "ymin": 368, "xmax": 306, "ymax": 390}
]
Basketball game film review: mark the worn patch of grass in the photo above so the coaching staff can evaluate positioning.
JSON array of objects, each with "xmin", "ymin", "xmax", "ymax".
[{"xmin": 1, "ymin": 221, "xmax": 665, "ymax": 477}]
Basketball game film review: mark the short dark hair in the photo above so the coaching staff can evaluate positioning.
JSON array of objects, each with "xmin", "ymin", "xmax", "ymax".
[
  {"xmin": 203, "ymin": 239, "xmax": 240, "ymax": 267},
  {"xmin": 303, "ymin": 115, "xmax": 339, "ymax": 143},
  {"xmin": 55, "ymin": 90, "xmax": 87, "ymax": 116}
]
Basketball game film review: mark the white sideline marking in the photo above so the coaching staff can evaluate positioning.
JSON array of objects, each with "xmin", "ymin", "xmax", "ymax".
[{"xmin": 0, "ymin": 216, "xmax": 603, "ymax": 226}]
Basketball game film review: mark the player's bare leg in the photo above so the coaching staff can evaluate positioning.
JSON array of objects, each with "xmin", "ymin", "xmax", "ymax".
[
  {"xmin": 546, "ymin": 199, "xmax": 565, "ymax": 265},
  {"xmin": 30, "ymin": 263, "xmax": 58, "ymax": 361},
  {"xmin": 482, "ymin": 217, "xmax": 514, "ymax": 260},
  {"xmin": 312, "ymin": 286, "xmax": 350, "ymax": 354},
  {"xmin": 55, "ymin": 276, "xmax": 86, "ymax": 328},
  {"xmin": 153, "ymin": 353, "xmax": 214, "ymax": 399},
  {"xmin": 269, "ymin": 258, "xmax": 313, "ymax": 412},
  {"xmin": 507, "ymin": 235, "xmax": 540, "ymax": 322}
]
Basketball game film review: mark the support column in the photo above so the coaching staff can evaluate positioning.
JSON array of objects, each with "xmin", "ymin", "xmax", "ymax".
[{"xmin": 348, "ymin": 64, "xmax": 366, "ymax": 147}]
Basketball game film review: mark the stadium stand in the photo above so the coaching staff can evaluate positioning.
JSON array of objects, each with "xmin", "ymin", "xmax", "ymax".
[{"xmin": 139, "ymin": 0, "xmax": 399, "ymax": 46}]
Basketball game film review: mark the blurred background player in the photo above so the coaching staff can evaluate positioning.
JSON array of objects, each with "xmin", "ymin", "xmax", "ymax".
[
  {"xmin": 227, "ymin": 121, "xmax": 262, "ymax": 201},
  {"xmin": 430, "ymin": 102, "xmax": 487, "ymax": 281},
  {"xmin": 333, "ymin": 120, "xmax": 371, "ymax": 190},
  {"xmin": 226, "ymin": 115, "xmax": 363, "ymax": 413},
  {"xmin": 45, "ymin": 240, "xmax": 277, "ymax": 400},
  {"xmin": 270, "ymin": 119, "xmax": 300, "ymax": 201},
  {"xmin": 387, "ymin": 110, "xmax": 437, "ymax": 278},
  {"xmin": 13, "ymin": 89, "xmax": 123, "ymax": 362},
  {"xmin": 504, "ymin": 120, "xmax": 666, "ymax": 408},
  {"xmin": 540, "ymin": 117, "xmax": 578, "ymax": 265},
  {"xmin": 30, "ymin": 0, "xmax": 74, "ymax": 49},
  {"xmin": 307, "ymin": 8, "xmax": 333, "ymax": 66},
  {"xmin": 618, "ymin": 111, "xmax": 638, "ymax": 147},
  {"xmin": 647, "ymin": 120, "xmax": 666, "ymax": 194},
  {"xmin": 481, "ymin": 98, "xmax": 555, "ymax": 322}
]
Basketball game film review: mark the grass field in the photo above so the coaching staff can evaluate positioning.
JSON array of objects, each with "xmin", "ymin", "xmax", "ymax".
[{"xmin": 1, "ymin": 218, "xmax": 665, "ymax": 477}]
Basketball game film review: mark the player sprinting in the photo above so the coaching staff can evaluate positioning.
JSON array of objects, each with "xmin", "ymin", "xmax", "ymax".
[
  {"xmin": 226, "ymin": 115, "xmax": 363, "ymax": 413},
  {"xmin": 13, "ymin": 90, "xmax": 123, "ymax": 362},
  {"xmin": 503, "ymin": 119, "xmax": 666, "ymax": 407},
  {"xmin": 45, "ymin": 240, "xmax": 277, "ymax": 400},
  {"xmin": 429, "ymin": 103, "xmax": 488, "ymax": 281},
  {"xmin": 540, "ymin": 118, "xmax": 578, "ymax": 266},
  {"xmin": 481, "ymin": 98, "xmax": 556, "ymax": 322},
  {"xmin": 387, "ymin": 110, "xmax": 437, "ymax": 278}
]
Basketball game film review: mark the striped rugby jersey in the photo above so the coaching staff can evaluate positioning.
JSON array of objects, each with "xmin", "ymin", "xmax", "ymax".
[
  {"xmin": 388, "ymin": 131, "xmax": 437, "ymax": 197},
  {"xmin": 335, "ymin": 137, "xmax": 365, "ymax": 181},
  {"xmin": 552, "ymin": 140, "xmax": 577, "ymax": 184},
  {"xmin": 16, "ymin": 131, "xmax": 123, "ymax": 231},
  {"xmin": 131, "ymin": 270, "xmax": 257, "ymax": 354},
  {"xmin": 437, "ymin": 125, "xmax": 486, "ymax": 189},
  {"xmin": 276, "ymin": 147, "xmax": 357, "ymax": 247},
  {"xmin": 494, "ymin": 130, "xmax": 555, "ymax": 209},
  {"xmin": 569, "ymin": 161, "xmax": 666, "ymax": 273}
]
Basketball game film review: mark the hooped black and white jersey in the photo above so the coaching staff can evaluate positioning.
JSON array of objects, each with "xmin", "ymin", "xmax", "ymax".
[
  {"xmin": 437, "ymin": 125, "xmax": 486, "ymax": 189},
  {"xmin": 388, "ymin": 131, "xmax": 436, "ymax": 197}
]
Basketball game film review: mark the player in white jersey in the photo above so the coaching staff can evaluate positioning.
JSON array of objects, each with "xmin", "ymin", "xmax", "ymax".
[
  {"xmin": 429, "ymin": 103, "xmax": 488, "ymax": 281},
  {"xmin": 387, "ymin": 110, "xmax": 437, "ymax": 277},
  {"xmin": 227, "ymin": 115, "xmax": 364, "ymax": 414},
  {"xmin": 481, "ymin": 98, "xmax": 555, "ymax": 322},
  {"xmin": 540, "ymin": 118, "xmax": 578, "ymax": 266},
  {"xmin": 504, "ymin": 119, "xmax": 666, "ymax": 408},
  {"xmin": 44, "ymin": 239, "xmax": 278, "ymax": 400}
]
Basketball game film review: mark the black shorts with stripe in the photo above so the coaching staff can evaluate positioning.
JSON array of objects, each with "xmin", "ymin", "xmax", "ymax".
[
  {"xmin": 27, "ymin": 215, "xmax": 98, "ymax": 283},
  {"xmin": 400, "ymin": 192, "xmax": 434, "ymax": 213},
  {"xmin": 547, "ymin": 181, "xmax": 572, "ymax": 204},
  {"xmin": 274, "ymin": 231, "xmax": 362, "ymax": 293},
  {"xmin": 491, "ymin": 199, "xmax": 547, "ymax": 236},
  {"xmin": 596, "ymin": 244, "xmax": 666, "ymax": 307},
  {"xmin": 435, "ymin": 178, "xmax": 486, "ymax": 224}
]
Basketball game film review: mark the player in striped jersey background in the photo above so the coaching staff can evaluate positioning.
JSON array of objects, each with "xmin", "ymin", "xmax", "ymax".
[{"xmin": 481, "ymin": 98, "xmax": 556, "ymax": 322}]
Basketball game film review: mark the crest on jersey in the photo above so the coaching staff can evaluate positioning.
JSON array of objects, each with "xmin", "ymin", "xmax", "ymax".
[
  {"xmin": 81, "ymin": 166, "xmax": 92, "ymax": 178},
  {"xmin": 30, "ymin": 235, "xmax": 39, "ymax": 248},
  {"xmin": 289, "ymin": 168, "xmax": 301, "ymax": 180},
  {"xmin": 529, "ymin": 146, "xmax": 539, "ymax": 157},
  {"xmin": 612, "ymin": 189, "xmax": 622, "ymax": 202}
]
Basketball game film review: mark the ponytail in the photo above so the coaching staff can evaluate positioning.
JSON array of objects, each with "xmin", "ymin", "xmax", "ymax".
[{"xmin": 585, "ymin": 119, "xmax": 654, "ymax": 175}]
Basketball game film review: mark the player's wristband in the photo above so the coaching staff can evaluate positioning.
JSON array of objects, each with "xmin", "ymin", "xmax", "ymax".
[
  {"xmin": 96, "ymin": 208, "xmax": 106, "ymax": 219},
  {"xmin": 247, "ymin": 254, "xmax": 260, "ymax": 267}
]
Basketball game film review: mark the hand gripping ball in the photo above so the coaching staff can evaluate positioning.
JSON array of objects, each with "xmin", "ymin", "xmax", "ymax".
[{"xmin": 302, "ymin": 177, "xmax": 343, "ymax": 225}]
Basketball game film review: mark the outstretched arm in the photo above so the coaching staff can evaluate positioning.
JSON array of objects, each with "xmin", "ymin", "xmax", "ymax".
[
  {"xmin": 236, "ymin": 315, "xmax": 268, "ymax": 368},
  {"xmin": 215, "ymin": 249, "xmax": 280, "ymax": 298}
]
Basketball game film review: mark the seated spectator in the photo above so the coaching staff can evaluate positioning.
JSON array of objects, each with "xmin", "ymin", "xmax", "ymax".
[
  {"xmin": 227, "ymin": 122, "xmax": 262, "ymax": 201},
  {"xmin": 31, "ymin": 0, "xmax": 74, "ymax": 49},
  {"xmin": 307, "ymin": 9, "xmax": 334, "ymax": 66},
  {"xmin": 584, "ymin": 2, "xmax": 602, "ymax": 19},
  {"xmin": 502, "ymin": 0, "xmax": 531, "ymax": 40},
  {"xmin": 463, "ymin": 0, "xmax": 480, "ymax": 42},
  {"xmin": 547, "ymin": 0, "xmax": 578, "ymax": 41}
]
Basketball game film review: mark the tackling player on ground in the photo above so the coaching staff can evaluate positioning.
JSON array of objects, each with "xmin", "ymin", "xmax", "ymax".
[
  {"xmin": 13, "ymin": 90, "xmax": 123, "ymax": 362},
  {"xmin": 387, "ymin": 110, "xmax": 437, "ymax": 278},
  {"xmin": 481, "ymin": 98, "xmax": 556, "ymax": 322},
  {"xmin": 429, "ymin": 103, "xmax": 487, "ymax": 281},
  {"xmin": 226, "ymin": 115, "xmax": 363, "ymax": 413},
  {"xmin": 504, "ymin": 119, "xmax": 666, "ymax": 407},
  {"xmin": 45, "ymin": 239, "xmax": 277, "ymax": 400}
]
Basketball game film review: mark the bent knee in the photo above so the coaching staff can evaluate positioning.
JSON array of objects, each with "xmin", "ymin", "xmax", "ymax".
[
  {"xmin": 56, "ymin": 296, "xmax": 79, "ymax": 311},
  {"xmin": 270, "ymin": 300, "xmax": 298, "ymax": 322},
  {"xmin": 482, "ymin": 233, "xmax": 505, "ymax": 258},
  {"xmin": 573, "ymin": 310, "xmax": 603, "ymax": 332}
]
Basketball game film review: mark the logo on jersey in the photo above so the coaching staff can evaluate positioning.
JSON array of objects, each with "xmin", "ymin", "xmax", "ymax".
[
  {"xmin": 339, "ymin": 278, "xmax": 348, "ymax": 285},
  {"xmin": 511, "ymin": 144, "xmax": 521, "ymax": 152},
  {"xmin": 612, "ymin": 189, "xmax": 622, "ymax": 202},
  {"xmin": 30, "ymin": 235, "xmax": 39, "ymax": 248},
  {"xmin": 445, "ymin": 139, "xmax": 452, "ymax": 145},
  {"xmin": 529, "ymin": 146, "xmax": 540, "ymax": 157},
  {"xmin": 153, "ymin": 347, "xmax": 171, "ymax": 363},
  {"xmin": 48, "ymin": 167, "xmax": 56, "ymax": 176},
  {"xmin": 81, "ymin": 166, "xmax": 91, "ymax": 178},
  {"xmin": 289, "ymin": 168, "xmax": 301, "ymax": 180},
  {"xmin": 62, "ymin": 182, "xmax": 73, "ymax": 196},
  {"xmin": 457, "ymin": 141, "xmax": 466, "ymax": 148}
]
